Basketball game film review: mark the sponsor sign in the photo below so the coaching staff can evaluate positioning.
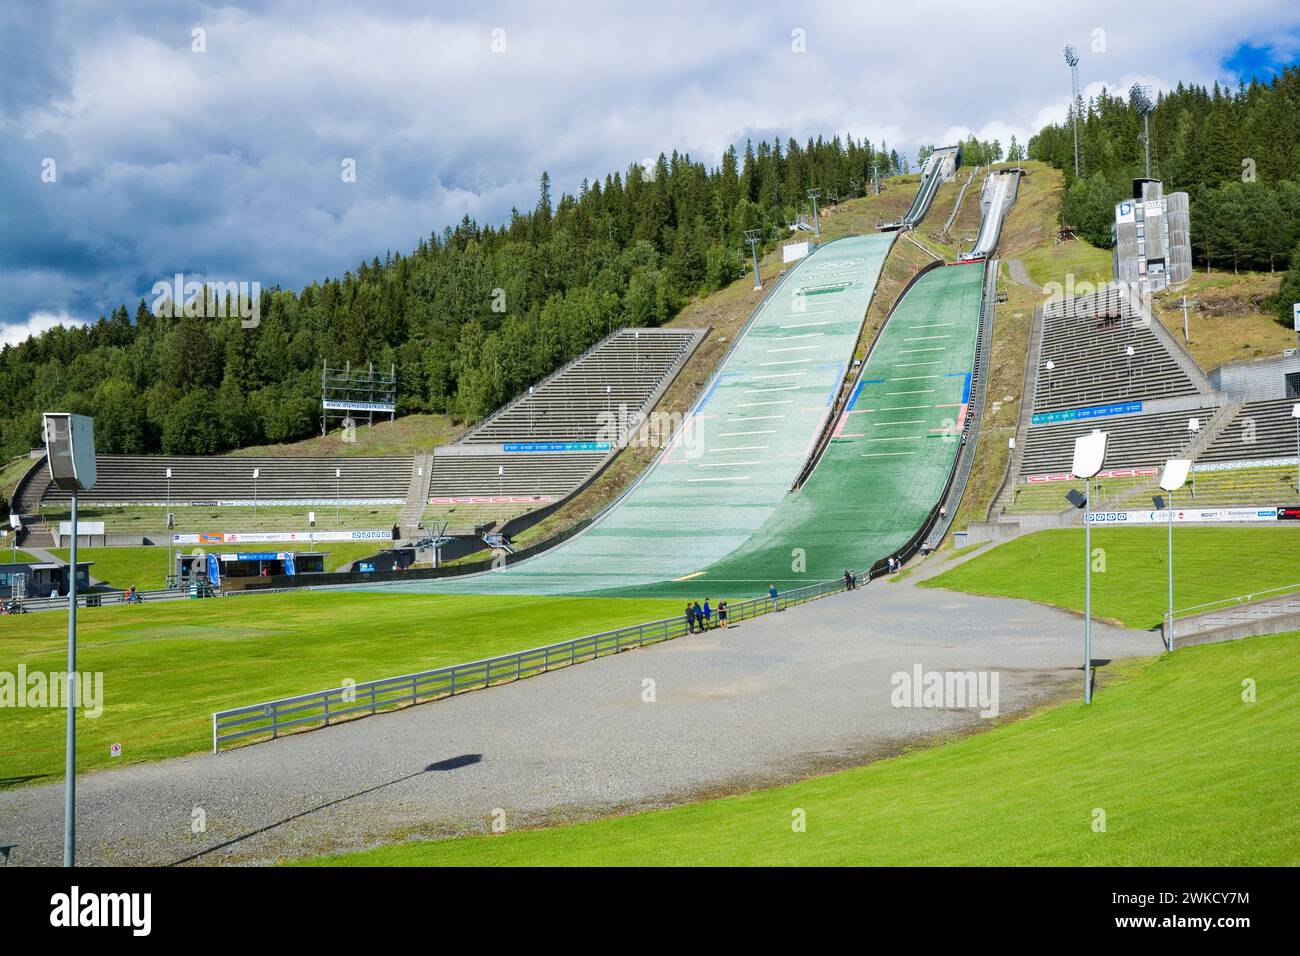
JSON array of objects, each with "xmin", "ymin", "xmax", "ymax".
[
  {"xmin": 1277, "ymin": 506, "xmax": 1300, "ymax": 521},
  {"xmin": 172, "ymin": 529, "xmax": 392, "ymax": 545},
  {"xmin": 783, "ymin": 241, "xmax": 811, "ymax": 263},
  {"xmin": 58, "ymin": 521, "xmax": 106, "ymax": 536},
  {"xmin": 428, "ymin": 495, "xmax": 553, "ymax": 505},
  {"xmin": 322, "ymin": 399, "xmax": 396, "ymax": 413},
  {"xmin": 1031, "ymin": 401, "xmax": 1143, "ymax": 426},
  {"xmin": 1085, "ymin": 507, "xmax": 1279, "ymax": 525},
  {"xmin": 502, "ymin": 441, "xmax": 610, "ymax": 452}
]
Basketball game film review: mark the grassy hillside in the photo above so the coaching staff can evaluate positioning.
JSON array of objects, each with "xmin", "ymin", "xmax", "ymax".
[
  {"xmin": 922, "ymin": 526, "xmax": 1300, "ymax": 629},
  {"xmin": 305, "ymin": 631, "xmax": 1299, "ymax": 866},
  {"xmin": 0, "ymin": 592, "xmax": 678, "ymax": 785},
  {"xmin": 1152, "ymin": 271, "xmax": 1293, "ymax": 370},
  {"xmin": 228, "ymin": 413, "xmax": 462, "ymax": 459}
]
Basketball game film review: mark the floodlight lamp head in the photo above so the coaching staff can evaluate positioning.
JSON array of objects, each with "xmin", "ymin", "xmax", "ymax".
[
  {"xmin": 42, "ymin": 412, "xmax": 97, "ymax": 492},
  {"xmin": 1159, "ymin": 458, "xmax": 1191, "ymax": 493},
  {"xmin": 1064, "ymin": 45, "xmax": 1079, "ymax": 67},
  {"xmin": 1291, "ymin": 403, "xmax": 1300, "ymax": 419},
  {"xmin": 1071, "ymin": 429, "xmax": 1108, "ymax": 479}
]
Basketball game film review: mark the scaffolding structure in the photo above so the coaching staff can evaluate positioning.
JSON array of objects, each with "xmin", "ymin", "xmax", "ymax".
[{"xmin": 320, "ymin": 360, "xmax": 396, "ymax": 435}]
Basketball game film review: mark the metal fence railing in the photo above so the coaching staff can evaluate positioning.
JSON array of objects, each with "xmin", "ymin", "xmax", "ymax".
[
  {"xmin": 4, "ymin": 584, "xmax": 204, "ymax": 614},
  {"xmin": 1171, "ymin": 582, "xmax": 1300, "ymax": 622},
  {"xmin": 211, "ymin": 576, "xmax": 852, "ymax": 751}
]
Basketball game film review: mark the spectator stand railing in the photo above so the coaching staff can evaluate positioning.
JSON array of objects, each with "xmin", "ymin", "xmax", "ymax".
[{"xmin": 212, "ymin": 575, "xmax": 850, "ymax": 752}]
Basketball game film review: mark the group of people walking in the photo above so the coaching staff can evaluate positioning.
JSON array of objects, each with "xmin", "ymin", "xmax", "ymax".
[{"xmin": 685, "ymin": 597, "xmax": 728, "ymax": 633}]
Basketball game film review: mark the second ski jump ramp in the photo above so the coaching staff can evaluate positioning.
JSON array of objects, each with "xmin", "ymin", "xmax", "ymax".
[
  {"xmin": 644, "ymin": 260, "xmax": 988, "ymax": 594},
  {"xmin": 962, "ymin": 167, "xmax": 1021, "ymax": 260},
  {"xmin": 370, "ymin": 233, "xmax": 896, "ymax": 596}
]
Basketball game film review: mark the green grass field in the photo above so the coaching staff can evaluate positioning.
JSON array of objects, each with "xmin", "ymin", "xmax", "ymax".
[
  {"xmin": 921, "ymin": 526, "xmax": 1300, "ymax": 628},
  {"xmin": 0, "ymin": 591, "xmax": 677, "ymax": 786},
  {"xmin": 303, "ymin": 631, "xmax": 1299, "ymax": 866},
  {"xmin": 50, "ymin": 542, "xmax": 388, "ymax": 590}
]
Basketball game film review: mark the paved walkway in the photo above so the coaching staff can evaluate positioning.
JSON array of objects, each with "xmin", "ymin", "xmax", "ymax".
[{"xmin": 0, "ymin": 582, "xmax": 1158, "ymax": 866}]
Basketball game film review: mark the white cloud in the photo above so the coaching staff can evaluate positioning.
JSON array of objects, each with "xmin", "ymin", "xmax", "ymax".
[{"xmin": 2, "ymin": 311, "xmax": 87, "ymax": 348}]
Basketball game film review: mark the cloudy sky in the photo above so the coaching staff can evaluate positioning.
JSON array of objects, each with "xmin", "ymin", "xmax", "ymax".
[{"xmin": 3, "ymin": 0, "xmax": 1299, "ymax": 343}]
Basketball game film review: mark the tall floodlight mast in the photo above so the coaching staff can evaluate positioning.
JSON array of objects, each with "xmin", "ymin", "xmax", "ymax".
[
  {"xmin": 1131, "ymin": 83, "xmax": 1155, "ymax": 179},
  {"xmin": 1064, "ymin": 45, "xmax": 1081, "ymax": 176}
]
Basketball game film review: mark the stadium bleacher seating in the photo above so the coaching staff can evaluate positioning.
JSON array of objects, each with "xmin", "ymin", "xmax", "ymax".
[
  {"xmin": 1196, "ymin": 398, "xmax": 1300, "ymax": 464},
  {"xmin": 36, "ymin": 456, "xmax": 412, "ymax": 505},
  {"xmin": 1019, "ymin": 406, "xmax": 1220, "ymax": 476},
  {"xmin": 1035, "ymin": 287, "xmax": 1201, "ymax": 413},
  {"xmin": 462, "ymin": 328, "xmax": 705, "ymax": 443}
]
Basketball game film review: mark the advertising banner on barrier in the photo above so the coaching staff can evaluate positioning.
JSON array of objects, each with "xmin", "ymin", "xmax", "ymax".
[
  {"xmin": 1084, "ymin": 507, "xmax": 1279, "ymax": 524},
  {"xmin": 502, "ymin": 441, "xmax": 610, "ymax": 452},
  {"xmin": 1031, "ymin": 401, "xmax": 1143, "ymax": 426},
  {"xmin": 172, "ymin": 529, "xmax": 393, "ymax": 545}
]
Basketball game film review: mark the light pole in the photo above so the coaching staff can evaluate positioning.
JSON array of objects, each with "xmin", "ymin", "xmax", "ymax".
[
  {"xmin": 744, "ymin": 229, "xmax": 762, "ymax": 291},
  {"xmin": 528, "ymin": 385, "xmax": 535, "ymax": 438},
  {"xmin": 1187, "ymin": 418, "xmax": 1200, "ymax": 498},
  {"xmin": 1125, "ymin": 345, "xmax": 1134, "ymax": 392},
  {"xmin": 1292, "ymin": 404, "xmax": 1300, "ymax": 493},
  {"xmin": 1071, "ymin": 429, "xmax": 1108, "ymax": 704},
  {"xmin": 497, "ymin": 464, "xmax": 504, "ymax": 526},
  {"xmin": 43, "ymin": 412, "xmax": 97, "ymax": 868},
  {"xmin": 166, "ymin": 467, "xmax": 172, "ymax": 587},
  {"xmin": 252, "ymin": 468, "xmax": 259, "ymax": 527},
  {"xmin": 1045, "ymin": 359, "xmax": 1055, "ymax": 399},
  {"xmin": 807, "ymin": 188, "xmax": 821, "ymax": 237},
  {"xmin": 335, "ymin": 467, "xmax": 341, "ymax": 525},
  {"xmin": 1157, "ymin": 459, "xmax": 1191, "ymax": 653}
]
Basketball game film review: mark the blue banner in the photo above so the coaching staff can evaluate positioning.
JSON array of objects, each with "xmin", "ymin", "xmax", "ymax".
[
  {"xmin": 502, "ymin": 441, "xmax": 611, "ymax": 452},
  {"xmin": 1032, "ymin": 401, "xmax": 1143, "ymax": 426},
  {"xmin": 206, "ymin": 553, "xmax": 220, "ymax": 590}
]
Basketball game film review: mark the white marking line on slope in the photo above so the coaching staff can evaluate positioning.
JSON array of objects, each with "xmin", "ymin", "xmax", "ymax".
[
  {"xmin": 893, "ymin": 375, "xmax": 941, "ymax": 381},
  {"xmin": 885, "ymin": 389, "xmax": 935, "ymax": 395},
  {"xmin": 861, "ymin": 451, "xmax": 917, "ymax": 458},
  {"xmin": 744, "ymin": 384, "xmax": 801, "ymax": 393},
  {"xmin": 904, "ymin": 335, "xmax": 952, "ymax": 341},
  {"xmin": 718, "ymin": 429, "xmax": 778, "ymax": 437},
  {"xmin": 730, "ymin": 414, "xmax": 786, "ymax": 421},
  {"xmin": 873, "ymin": 419, "xmax": 926, "ymax": 425},
  {"xmin": 697, "ymin": 460, "xmax": 761, "ymax": 467},
  {"xmin": 897, "ymin": 362, "xmax": 941, "ymax": 367},
  {"xmin": 737, "ymin": 400, "xmax": 794, "ymax": 407},
  {"xmin": 750, "ymin": 372, "xmax": 808, "ymax": 380},
  {"xmin": 879, "ymin": 404, "xmax": 934, "ymax": 410},
  {"xmin": 765, "ymin": 345, "xmax": 821, "ymax": 353},
  {"xmin": 778, "ymin": 321, "xmax": 836, "ymax": 329},
  {"xmin": 867, "ymin": 436, "xmax": 922, "ymax": 441},
  {"xmin": 900, "ymin": 347, "xmax": 945, "ymax": 353},
  {"xmin": 908, "ymin": 323, "xmax": 954, "ymax": 328},
  {"xmin": 708, "ymin": 445, "xmax": 769, "ymax": 452},
  {"xmin": 687, "ymin": 476, "xmax": 752, "ymax": 482},
  {"xmin": 759, "ymin": 358, "xmax": 817, "ymax": 367},
  {"xmin": 770, "ymin": 333, "xmax": 825, "ymax": 341}
]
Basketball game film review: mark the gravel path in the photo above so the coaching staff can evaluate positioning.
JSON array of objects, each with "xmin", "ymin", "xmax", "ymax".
[
  {"xmin": 0, "ymin": 582, "xmax": 1159, "ymax": 866},
  {"xmin": 1005, "ymin": 258, "xmax": 1041, "ymax": 289}
]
